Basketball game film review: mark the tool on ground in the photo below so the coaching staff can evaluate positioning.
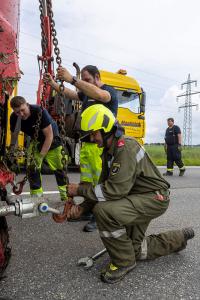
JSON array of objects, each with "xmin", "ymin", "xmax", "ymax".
[{"xmin": 78, "ymin": 248, "xmax": 107, "ymax": 269}]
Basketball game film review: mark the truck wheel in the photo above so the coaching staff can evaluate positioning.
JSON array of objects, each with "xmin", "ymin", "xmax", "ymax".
[{"xmin": 0, "ymin": 217, "xmax": 11, "ymax": 280}]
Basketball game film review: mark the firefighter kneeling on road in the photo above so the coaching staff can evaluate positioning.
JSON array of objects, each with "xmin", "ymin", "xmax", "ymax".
[{"xmin": 67, "ymin": 104, "xmax": 195, "ymax": 284}]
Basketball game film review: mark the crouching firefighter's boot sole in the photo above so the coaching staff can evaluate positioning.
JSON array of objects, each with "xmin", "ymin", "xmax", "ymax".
[
  {"xmin": 100, "ymin": 262, "xmax": 136, "ymax": 284},
  {"xmin": 182, "ymin": 227, "xmax": 195, "ymax": 241}
]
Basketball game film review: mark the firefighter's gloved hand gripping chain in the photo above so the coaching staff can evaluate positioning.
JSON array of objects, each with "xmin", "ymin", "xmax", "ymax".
[{"xmin": 52, "ymin": 196, "xmax": 82, "ymax": 223}]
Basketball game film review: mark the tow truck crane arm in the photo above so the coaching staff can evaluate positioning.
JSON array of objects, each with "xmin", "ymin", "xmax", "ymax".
[
  {"xmin": 0, "ymin": 0, "xmax": 21, "ymax": 102},
  {"xmin": 0, "ymin": 0, "xmax": 21, "ymax": 278}
]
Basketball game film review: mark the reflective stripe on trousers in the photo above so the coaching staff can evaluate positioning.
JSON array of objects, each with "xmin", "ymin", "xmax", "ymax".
[
  {"xmin": 139, "ymin": 238, "xmax": 148, "ymax": 260},
  {"xmin": 28, "ymin": 142, "xmax": 68, "ymax": 200},
  {"xmin": 99, "ymin": 228, "xmax": 126, "ymax": 238}
]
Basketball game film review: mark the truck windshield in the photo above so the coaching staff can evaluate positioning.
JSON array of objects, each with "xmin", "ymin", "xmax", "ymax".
[{"xmin": 117, "ymin": 90, "xmax": 140, "ymax": 113}]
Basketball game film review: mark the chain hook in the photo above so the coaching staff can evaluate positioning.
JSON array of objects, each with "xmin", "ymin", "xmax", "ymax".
[
  {"xmin": 12, "ymin": 176, "xmax": 27, "ymax": 195},
  {"xmin": 52, "ymin": 197, "xmax": 73, "ymax": 223}
]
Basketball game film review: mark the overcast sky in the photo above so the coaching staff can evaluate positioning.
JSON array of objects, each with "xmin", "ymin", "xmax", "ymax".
[{"xmin": 18, "ymin": 0, "xmax": 200, "ymax": 144}]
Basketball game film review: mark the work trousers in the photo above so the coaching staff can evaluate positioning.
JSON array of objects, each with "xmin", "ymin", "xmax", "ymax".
[
  {"xmin": 93, "ymin": 191, "xmax": 186, "ymax": 267},
  {"xmin": 80, "ymin": 142, "xmax": 103, "ymax": 186},
  {"xmin": 27, "ymin": 142, "xmax": 68, "ymax": 201},
  {"xmin": 166, "ymin": 144, "xmax": 185, "ymax": 172}
]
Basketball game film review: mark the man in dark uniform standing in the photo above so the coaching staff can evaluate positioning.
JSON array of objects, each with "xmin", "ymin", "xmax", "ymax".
[
  {"xmin": 163, "ymin": 118, "xmax": 185, "ymax": 176},
  {"xmin": 67, "ymin": 105, "xmax": 194, "ymax": 284}
]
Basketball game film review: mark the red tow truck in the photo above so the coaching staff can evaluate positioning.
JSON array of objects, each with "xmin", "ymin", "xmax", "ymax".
[
  {"xmin": 0, "ymin": 0, "xmax": 72, "ymax": 278},
  {"xmin": 0, "ymin": 0, "xmax": 21, "ymax": 277}
]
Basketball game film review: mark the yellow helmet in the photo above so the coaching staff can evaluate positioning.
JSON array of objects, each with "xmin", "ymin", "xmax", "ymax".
[{"xmin": 81, "ymin": 104, "xmax": 115, "ymax": 134}]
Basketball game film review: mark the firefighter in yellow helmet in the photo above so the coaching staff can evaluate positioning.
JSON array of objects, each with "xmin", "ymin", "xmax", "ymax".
[
  {"xmin": 67, "ymin": 104, "xmax": 194, "ymax": 284},
  {"xmin": 44, "ymin": 65, "xmax": 118, "ymax": 231}
]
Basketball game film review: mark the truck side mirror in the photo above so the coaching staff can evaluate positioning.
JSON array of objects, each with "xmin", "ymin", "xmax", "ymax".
[{"xmin": 140, "ymin": 90, "xmax": 146, "ymax": 113}]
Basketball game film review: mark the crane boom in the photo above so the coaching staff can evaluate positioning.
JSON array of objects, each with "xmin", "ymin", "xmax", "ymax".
[
  {"xmin": 0, "ymin": 0, "xmax": 21, "ymax": 279},
  {"xmin": 0, "ymin": 0, "xmax": 21, "ymax": 102}
]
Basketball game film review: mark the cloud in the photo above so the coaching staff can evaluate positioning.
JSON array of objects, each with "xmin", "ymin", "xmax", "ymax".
[
  {"xmin": 18, "ymin": 0, "xmax": 200, "ymax": 144},
  {"xmin": 146, "ymin": 84, "xmax": 200, "ymax": 144}
]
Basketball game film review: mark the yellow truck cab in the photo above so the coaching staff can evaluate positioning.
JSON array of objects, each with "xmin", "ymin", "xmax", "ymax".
[{"xmin": 100, "ymin": 69, "xmax": 146, "ymax": 144}]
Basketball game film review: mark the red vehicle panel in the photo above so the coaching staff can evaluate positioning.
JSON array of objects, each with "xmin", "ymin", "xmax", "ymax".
[{"xmin": 0, "ymin": 0, "xmax": 21, "ymax": 102}]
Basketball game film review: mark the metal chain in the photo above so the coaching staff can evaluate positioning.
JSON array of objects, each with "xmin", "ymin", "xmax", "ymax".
[
  {"xmin": 0, "ymin": 52, "xmax": 13, "ymax": 64},
  {"xmin": 46, "ymin": 0, "xmax": 62, "ymax": 66},
  {"xmin": 46, "ymin": 0, "xmax": 68, "ymax": 183},
  {"xmin": 39, "ymin": 0, "xmax": 48, "ymax": 57},
  {"xmin": 0, "ymin": 104, "xmax": 4, "ymax": 155},
  {"xmin": 28, "ymin": 0, "xmax": 48, "ymax": 172},
  {"xmin": 0, "ymin": 83, "xmax": 27, "ymax": 193},
  {"xmin": 39, "ymin": 0, "xmax": 48, "ymax": 109}
]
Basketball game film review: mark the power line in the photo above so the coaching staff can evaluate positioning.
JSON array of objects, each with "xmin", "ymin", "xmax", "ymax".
[
  {"xmin": 177, "ymin": 74, "xmax": 200, "ymax": 146},
  {"xmin": 19, "ymin": 50, "xmax": 175, "ymax": 92},
  {"xmin": 20, "ymin": 49, "xmax": 73, "ymax": 69},
  {"xmin": 19, "ymin": 50, "xmax": 174, "ymax": 94},
  {"xmin": 20, "ymin": 31, "xmax": 178, "ymax": 83},
  {"xmin": 19, "ymin": 81, "xmax": 38, "ymax": 86},
  {"xmin": 147, "ymin": 109, "xmax": 175, "ymax": 113}
]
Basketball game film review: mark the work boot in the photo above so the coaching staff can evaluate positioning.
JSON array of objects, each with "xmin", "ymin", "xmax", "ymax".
[
  {"xmin": 83, "ymin": 215, "xmax": 97, "ymax": 232},
  {"xmin": 182, "ymin": 227, "xmax": 195, "ymax": 242},
  {"xmin": 68, "ymin": 212, "xmax": 93, "ymax": 222},
  {"xmin": 179, "ymin": 169, "xmax": 186, "ymax": 176},
  {"xmin": 100, "ymin": 262, "xmax": 136, "ymax": 284},
  {"xmin": 163, "ymin": 171, "xmax": 173, "ymax": 176}
]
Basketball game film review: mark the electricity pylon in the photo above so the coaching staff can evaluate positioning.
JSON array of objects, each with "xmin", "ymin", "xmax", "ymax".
[{"xmin": 177, "ymin": 74, "xmax": 199, "ymax": 146}]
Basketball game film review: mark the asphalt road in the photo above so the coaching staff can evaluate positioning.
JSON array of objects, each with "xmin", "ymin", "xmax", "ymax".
[{"xmin": 0, "ymin": 167, "xmax": 200, "ymax": 300}]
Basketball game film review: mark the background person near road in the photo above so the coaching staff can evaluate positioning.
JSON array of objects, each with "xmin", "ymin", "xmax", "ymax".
[
  {"xmin": 44, "ymin": 65, "xmax": 118, "ymax": 231},
  {"xmin": 10, "ymin": 96, "xmax": 68, "ymax": 200},
  {"xmin": 163, "ymin": 118, "xmax": 186, "ymax": 176},
  {"xmin": 67, "ymin": 104, "xmax": 194, "ymax": 284}
]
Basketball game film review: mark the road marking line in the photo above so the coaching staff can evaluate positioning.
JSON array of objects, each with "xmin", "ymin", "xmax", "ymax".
[{"xmin": 11, "ymin": 191, "xmax": 59, "ymax": 196}]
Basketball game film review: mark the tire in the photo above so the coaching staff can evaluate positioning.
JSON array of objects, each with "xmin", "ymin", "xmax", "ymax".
[{"xmin": 0, "ymin": 216, "xmax": 11, "ymax": 280}]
